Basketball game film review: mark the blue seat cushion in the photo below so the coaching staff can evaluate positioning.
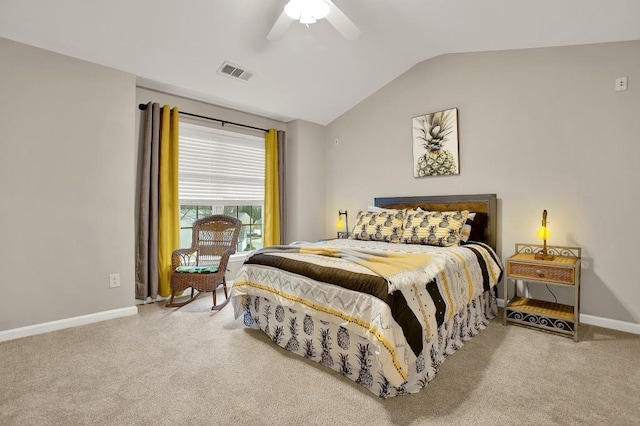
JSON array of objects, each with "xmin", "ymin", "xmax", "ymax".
[{"xmin": 175, "ymin": 265, "xmax": 219, "ymax": 274}]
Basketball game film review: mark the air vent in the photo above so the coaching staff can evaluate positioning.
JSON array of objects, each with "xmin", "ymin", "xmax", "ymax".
[{"xmin": 217, "ymin": 61, "xmax": 254, "ymax": 82}]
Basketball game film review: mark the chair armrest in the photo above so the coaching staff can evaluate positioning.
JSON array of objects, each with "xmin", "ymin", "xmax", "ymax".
[
  {"xmin": 216, "ymin": 247, "xmax": 236, "ymax": 273},
  {"xmin": 172, "ymin": 248, "xmax": 197, "ymax": 270}
]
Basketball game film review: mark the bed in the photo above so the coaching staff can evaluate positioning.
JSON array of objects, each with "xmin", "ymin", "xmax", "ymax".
[{"xmin": 231, "ymin": 194, "xmax": 503, "ymax": 398}]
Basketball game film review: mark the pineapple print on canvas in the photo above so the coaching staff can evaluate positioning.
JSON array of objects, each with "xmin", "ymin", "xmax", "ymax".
[{"xmin": 412, "ymin": 108, "xmax": 459, "ymax": 177}]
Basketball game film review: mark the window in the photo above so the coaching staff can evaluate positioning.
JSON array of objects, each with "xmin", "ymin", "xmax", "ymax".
[{"xmin": 179, "ymin": 122, "xmax": 264, "ymax": 253}]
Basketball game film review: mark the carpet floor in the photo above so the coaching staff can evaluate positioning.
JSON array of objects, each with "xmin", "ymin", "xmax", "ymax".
[{"xmin": 1, "ymin": 292, "xmax": 639, "ymax": 426}]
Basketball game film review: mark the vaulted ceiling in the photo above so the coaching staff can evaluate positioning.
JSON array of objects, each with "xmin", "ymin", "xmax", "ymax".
[{"xmin": 1, "ymin": 0, "xmax": 639, "ymax": 125}]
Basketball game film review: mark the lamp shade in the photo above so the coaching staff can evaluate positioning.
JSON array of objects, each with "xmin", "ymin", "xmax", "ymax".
[{"xmin": 336, "ymin": 218, "xmax": 344, "ymax": 229}]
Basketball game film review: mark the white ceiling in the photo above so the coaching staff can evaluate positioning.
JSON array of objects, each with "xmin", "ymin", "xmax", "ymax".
[{"xmin": 1, "ymin": 0, "xmax": 639, "ymax": 125}]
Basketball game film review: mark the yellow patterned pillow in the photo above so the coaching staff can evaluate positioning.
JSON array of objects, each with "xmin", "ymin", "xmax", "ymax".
[
  {"xmin": 351, "ymin": 210, "xmax": 405, "ymax": 243},
  {"xmin": 401, "ymin": 210, "xmax": 469, "ymax": 246}
]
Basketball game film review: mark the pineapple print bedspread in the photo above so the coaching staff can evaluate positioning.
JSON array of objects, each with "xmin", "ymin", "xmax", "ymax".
[{"xmin": 231, "ymin": 239, "xmax": 502, "ymax": 390}]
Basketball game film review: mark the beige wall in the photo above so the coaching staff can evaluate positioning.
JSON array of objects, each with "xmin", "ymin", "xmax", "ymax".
[
  {"xmin": 326, "ymin": 41, "xmax": 640, "ymax": 324},
  {"xmin": 285, "ymin": 120, "xmax": 327, "ymax": 243},
  {"xmin": 0, "ymin": 38, "xmax": 136, "ymax": 331}
]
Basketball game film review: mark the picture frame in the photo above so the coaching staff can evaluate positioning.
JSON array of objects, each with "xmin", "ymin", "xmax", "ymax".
[{"xmin": 412, "ymin": 108, "xmax": 459, "ymax": 177}]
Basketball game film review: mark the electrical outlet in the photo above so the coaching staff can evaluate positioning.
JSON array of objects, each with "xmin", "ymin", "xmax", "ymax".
[
  {"xmin": 615, "ymin": 76, "xmax": 628, "ymax": 91},
  {"xmin": 109, "ymin": 273, "xmax": 121, "ymax": 288}
]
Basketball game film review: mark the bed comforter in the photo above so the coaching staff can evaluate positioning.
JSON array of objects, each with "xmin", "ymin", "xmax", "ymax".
[{"xmin": 231, "ymin": 238, "xmax": 503, "ymax": 397}]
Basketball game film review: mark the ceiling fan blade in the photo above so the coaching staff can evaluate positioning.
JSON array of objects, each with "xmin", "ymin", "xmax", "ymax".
[
  {"xmin": 325, "ymin": 1, "xmax": 361, "ymax": 40},
  {"xmin": 267, "ymin": 10, "xmax": 294, "ymax": 41}
]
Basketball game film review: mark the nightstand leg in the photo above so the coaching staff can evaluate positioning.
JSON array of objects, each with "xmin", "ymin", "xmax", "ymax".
[
  {"xmin": 573, "ymin": 269, "xmax": 581, "ymax": 342},
  {"xmin": 502, "ymin": 277, "xmax": 508, "ymax": 326}
]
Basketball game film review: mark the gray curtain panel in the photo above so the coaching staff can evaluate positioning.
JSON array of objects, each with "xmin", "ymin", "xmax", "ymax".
[
  {"xmin": 277, "ymin": 130, "xmax": 286, "ymax": 244},
  {"xmin": 135, "ymin": 103, "xmax": 161, "ymax": 300}
]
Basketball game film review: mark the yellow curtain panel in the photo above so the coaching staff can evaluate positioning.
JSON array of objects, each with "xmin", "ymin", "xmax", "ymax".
[
  {"xmin": 157, "ymin": 106, "xmax": 180, "ymax": 297},
  {"xmin": 264, "ymin": 129, "xmax": 281, "ymax": 247}
]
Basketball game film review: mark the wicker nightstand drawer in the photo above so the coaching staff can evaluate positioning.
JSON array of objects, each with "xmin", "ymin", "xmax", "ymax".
[{"xmin": 507, "ymin": 261, "xmax": 575, "ymax": 285}]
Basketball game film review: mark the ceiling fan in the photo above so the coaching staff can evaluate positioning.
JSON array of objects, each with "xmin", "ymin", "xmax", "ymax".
[{"xmin": 267, "ymin": 0, "xmax": 361, "ymax": 41}]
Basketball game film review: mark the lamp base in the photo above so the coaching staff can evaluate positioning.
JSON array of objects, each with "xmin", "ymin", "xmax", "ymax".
[{"xmin": 534, "ymin": 251, "xmax": 555, "ymax": 261}]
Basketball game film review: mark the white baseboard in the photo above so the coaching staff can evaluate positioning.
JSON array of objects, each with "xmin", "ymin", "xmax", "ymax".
[
  {"xmin": 580, "ymin": 314, "xmax": 640, "ymax": 335},
  {"xmin": 497, "ymin": 298, "xmax": 640, "ymax": 335},
  {"xmin": 0, "ymin": 306, "xmax": 138, "ymax": 343}
]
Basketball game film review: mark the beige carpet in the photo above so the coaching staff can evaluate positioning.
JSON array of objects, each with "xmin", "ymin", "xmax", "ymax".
[{"xmin": 1, "ymin": 292, "xmax": 639, "ymax": 426}]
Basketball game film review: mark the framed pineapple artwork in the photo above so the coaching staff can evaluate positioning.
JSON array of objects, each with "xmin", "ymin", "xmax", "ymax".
[{"xmin": 412, "ymin": 107, "xmax": 459, "ymax": 177}]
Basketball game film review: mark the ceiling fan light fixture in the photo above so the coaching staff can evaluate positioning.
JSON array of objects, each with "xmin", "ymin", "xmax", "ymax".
[
  {"xmin": 299, "ymin": 14, "xmax": 317, "ymax": 25},
  {"xmin": 284, "ymin": 1, "xmax": 301, "ymax": 19},
  {"xmin": 284, "ymin": 0, "xmax": 330, "ymax": 23}
]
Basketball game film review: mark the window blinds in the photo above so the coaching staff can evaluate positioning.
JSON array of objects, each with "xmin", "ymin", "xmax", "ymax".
[{"xmin": 178, "ymin": 122, "xmax": 265, "ymax": 206}]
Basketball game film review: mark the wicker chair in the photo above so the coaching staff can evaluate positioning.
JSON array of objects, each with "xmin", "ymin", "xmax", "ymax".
[{"xmin": 166, "ymin": 215, "xmax": 242, "ymax": 310}]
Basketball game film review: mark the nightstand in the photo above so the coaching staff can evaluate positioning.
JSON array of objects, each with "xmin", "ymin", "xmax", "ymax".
[{"xmin": 503, "ymin": 243, "xmax": 582, "ymax": 341}]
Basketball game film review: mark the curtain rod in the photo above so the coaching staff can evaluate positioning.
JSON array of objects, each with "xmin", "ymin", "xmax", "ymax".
[{"xmin": 138, "ymin": 103, "xmax": 269, "ymax": 133}]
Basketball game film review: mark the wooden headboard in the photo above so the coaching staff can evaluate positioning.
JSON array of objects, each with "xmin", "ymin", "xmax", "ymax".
[{"xmin": 374, "ymin": 193, "xmax": 498, "ymax": 251}]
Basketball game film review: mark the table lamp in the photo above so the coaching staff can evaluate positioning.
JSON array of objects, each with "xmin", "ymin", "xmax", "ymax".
[{"xmin": 534, "ymin": 209, "xmax": 554, "ymax": 260}]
